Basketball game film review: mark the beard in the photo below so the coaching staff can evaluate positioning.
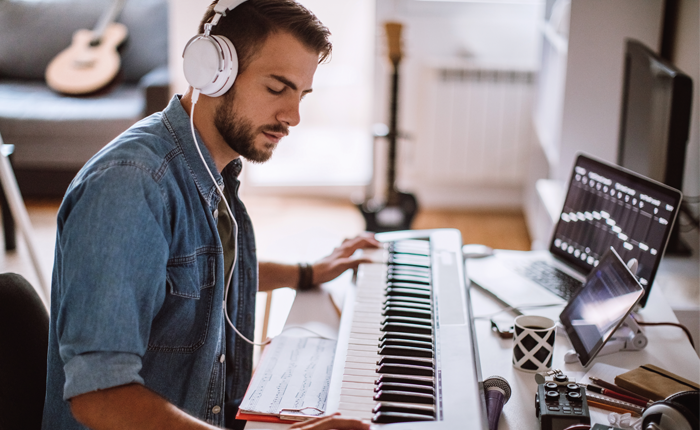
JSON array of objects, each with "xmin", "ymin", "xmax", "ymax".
[{"xmin": 213, "ymin": 89, "xmax": 288, "ymax": 164}]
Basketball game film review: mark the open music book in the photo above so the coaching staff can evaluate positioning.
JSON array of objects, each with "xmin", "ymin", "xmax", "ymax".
[{"xmin": 237, "ymin": 335, "xmax": 337, "ymax": 423}]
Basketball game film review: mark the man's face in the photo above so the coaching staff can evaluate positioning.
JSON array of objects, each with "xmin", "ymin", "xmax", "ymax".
[{"xmin": 214, "ymin": 31, "xmax": 319, "ymax": 163}]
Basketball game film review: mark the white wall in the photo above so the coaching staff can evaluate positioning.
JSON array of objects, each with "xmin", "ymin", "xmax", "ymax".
[
  {"xmin": 168, "ymin": 0, "xmax": 210, "ymax": 96},
  {"xmin": 672, "ymin": 0, "xmax": 699, "ymax": 215},
  {"xmin": 556, "ymin": 0, "xmax": 664, "ymax": 181},
  {"xmin": 374, "ymin": 0, "xmax": 544, "ymax": 208}
]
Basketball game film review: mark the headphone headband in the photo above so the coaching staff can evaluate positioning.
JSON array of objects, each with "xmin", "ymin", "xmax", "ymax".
[{"xmin": 214, "ymin": 0, "xmax": 248, "ymax": 15}]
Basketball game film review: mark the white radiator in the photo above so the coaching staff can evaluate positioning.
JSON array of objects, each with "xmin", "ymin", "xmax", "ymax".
[{"xmin": 407, "ymin": 66, "xmax": 536, "ymax": 208}]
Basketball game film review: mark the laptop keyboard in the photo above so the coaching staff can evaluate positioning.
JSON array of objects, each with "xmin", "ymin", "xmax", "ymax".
[{"xmin": 517, "ymin": 261, "xmax": 582, "ymax": 301}]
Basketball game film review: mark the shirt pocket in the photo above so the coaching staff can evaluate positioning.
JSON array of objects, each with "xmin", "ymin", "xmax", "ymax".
[{"xmin": 147, "ymin": 253, "xmax": 217, "ymax": 353}]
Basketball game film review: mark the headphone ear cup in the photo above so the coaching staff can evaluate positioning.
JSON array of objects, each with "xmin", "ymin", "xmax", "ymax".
[
  {"xmin": 182, "ymin": 35, "xmax": 238, "ymax": 97},
  {"xmin": 206, "ymin": 35, "xmax": 238, "ymax": 97},
  {"xmin": 642, "ymin": 392, "xmax": 699, "ymax": 430},
  {"xmin": 667, "ymin": 391, "xmax": 700, "ymax": 429}
]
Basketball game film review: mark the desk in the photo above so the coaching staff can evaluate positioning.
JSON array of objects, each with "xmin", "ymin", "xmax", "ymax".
[
  {"xmin": 469, "ymin": 275, "xmax": 700, "ymax": 429},
  {"xmin": 247, "ymin": 268, "xmax": 700, "ymax": 429}
]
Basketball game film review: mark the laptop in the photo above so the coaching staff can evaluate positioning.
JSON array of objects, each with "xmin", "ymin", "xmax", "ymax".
[{"xmin": 467, "ymin": 153, "xmax": 682, "ymax": 320}]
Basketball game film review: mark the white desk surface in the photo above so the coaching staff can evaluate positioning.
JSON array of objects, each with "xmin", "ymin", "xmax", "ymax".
[
  {"xmin": 247, "ymin": 267, "xmax": 700, "ymax": 429},
  {"xmin": 469, "ymin": 277, "xmax": 700, "ymax": 429}
]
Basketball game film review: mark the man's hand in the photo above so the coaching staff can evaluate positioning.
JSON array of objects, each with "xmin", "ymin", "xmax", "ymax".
[
  {"xmin": 258, "ymin": 233, "xmax": 380, "ymax": 292},
  {"xmin": 289, "ymin": 413, "xmax": 370, "ymax": 430},
  {"xmin": 312, "ymin": 232, "xmax": 381, "ymax": 285}
]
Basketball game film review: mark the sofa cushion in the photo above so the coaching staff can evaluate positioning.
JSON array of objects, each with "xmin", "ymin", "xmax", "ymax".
[
  {"xmin": 0, "ymin": 0, "xmax": 168, "ymax": 82},
  {"xmin": 0, "ymin": 80, "xmax": 144, "ymax": 168}
]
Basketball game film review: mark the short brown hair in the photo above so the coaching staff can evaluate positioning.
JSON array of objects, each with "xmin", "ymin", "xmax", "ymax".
[{"xmin": 199, "ymin": 0, "xmax": 332, "ymax": 74}]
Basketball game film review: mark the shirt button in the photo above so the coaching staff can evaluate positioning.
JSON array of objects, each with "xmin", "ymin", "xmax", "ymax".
[
  {"xmin": 212, "ymin": 405, "xmax": 221, "ymax": 414},
  {"xmin": 219, "ymin": 354, "xmax": 225, "ymax": 363},
  {"xmin": 213, "ymin": 209, "xmax": 219, "ymax": 218}
]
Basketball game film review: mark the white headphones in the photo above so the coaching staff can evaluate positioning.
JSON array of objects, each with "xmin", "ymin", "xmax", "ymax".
[{"xmin": 182, "ymin": 0, "xmax": 248, "ymax": 97}]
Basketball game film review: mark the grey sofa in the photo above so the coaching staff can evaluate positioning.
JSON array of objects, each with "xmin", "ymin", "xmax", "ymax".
[{"xmin": 0, "ymin": 0, "xmax": 170, "ymax": 198}]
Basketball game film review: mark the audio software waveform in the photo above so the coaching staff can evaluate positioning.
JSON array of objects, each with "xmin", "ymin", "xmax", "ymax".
[{"xmin": 552, "ymin": 170, "xmax": 675, "ymax": 286}]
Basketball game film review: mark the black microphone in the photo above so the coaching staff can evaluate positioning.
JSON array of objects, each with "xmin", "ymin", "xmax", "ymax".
[{"xmin": 483, "ymin": 375, "xmax": 512, "ymax": 430}]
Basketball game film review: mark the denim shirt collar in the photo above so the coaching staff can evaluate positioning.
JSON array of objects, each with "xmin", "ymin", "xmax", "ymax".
[{"xmin": 161, "ymin": 95, "xmax": 243, "ymax": 211}]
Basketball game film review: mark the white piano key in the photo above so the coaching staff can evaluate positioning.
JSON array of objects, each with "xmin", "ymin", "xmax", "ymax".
[
  {"xmin": 344, "ymin": 367, "xmax": 379, "ymax": 377},
  {"xmin": 343, "ymin": 360, "xmax": 376, "ymax": 371},
  {"xmin": 341, "ymin": 381, "xmax": 375, "ymax": 391},
  {"xmin": 338, "ymin": 401, "xmax": 375, "ymax": 412},
  {"xmin": 345, "ymin": 350, "xmax": 378, "ymax": 359},
  {"xmin": 337, "ymin": 396, "xmax": 376, "ymax": 408},
  {"xmin": 348, "ymin": 332, "xmax": 379, "ymax": 341},
  {"xmin": 342, "ymin": 374, "xmax": 377, "ymax": 384},
  {"xmin": 346, "ymin": 344, "xmax": 378, "ymax": 353},
  {"xmin": 341, "ymin": 387, "xmax": 375, "ymax": 399},
  {"xmin": 347, "ymin": 338, "xmax": 377, "ymax": 347},
  {"xmin": 336, "ymin": 408, "xmax": 372, "ymax": 420}
]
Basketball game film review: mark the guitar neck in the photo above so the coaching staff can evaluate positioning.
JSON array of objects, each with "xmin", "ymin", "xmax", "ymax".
[
  {"xmin": 384, "ymin": 22, "xmax": 403, "ymax": 206},
  {"xmin": 386, "ymin": 64, "xmax": 400, "ymax": 205},
  {"xmin": 91, "ymin": 0, "xmax": 128, "ymax": 44}
]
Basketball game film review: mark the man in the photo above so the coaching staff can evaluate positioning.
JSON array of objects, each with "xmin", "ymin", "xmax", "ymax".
[{"xmin": 42, "ymin": 1, "xmax": 375, "ymax": 429}]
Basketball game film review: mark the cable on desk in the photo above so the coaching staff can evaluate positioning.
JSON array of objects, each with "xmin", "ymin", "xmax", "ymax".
[
  {"xmin": 278, "ymin": 325, "xmax": 336, "ymax": 340},
  {"xmin": 631, "ymin": 315, "xmax": 695, "ymax": 349},
  {"xmin": 473, "ymin": 303, "xmax": 563, "ymax": 320}
]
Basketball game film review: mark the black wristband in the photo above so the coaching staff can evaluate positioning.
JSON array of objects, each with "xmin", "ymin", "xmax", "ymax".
[{"xmin": 297, "ymin": 263, "xmax": 314, "ymax": 291}]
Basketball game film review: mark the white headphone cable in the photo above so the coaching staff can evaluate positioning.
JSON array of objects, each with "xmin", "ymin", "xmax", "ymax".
[{"xmin": 189, "ymin": 91, "xmax": 270, "ymax": 347}]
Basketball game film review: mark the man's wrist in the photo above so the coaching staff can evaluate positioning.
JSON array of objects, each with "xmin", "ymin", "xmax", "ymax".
[{"xmin": 297, "ymin": 263, "xmax": 314, "ymax": 291}]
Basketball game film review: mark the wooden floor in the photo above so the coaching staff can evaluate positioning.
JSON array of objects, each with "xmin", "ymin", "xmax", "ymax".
[
  {"xmin": 413, "ymin": 209, "xmax": 530, "ymax": 251},
  {"xmin": 1, "ymin": 195, "xmax": 531, "ymax": 291},
  {"xmin": 1, "ymin": 194, "xmax": 531, "ymax": 364}
]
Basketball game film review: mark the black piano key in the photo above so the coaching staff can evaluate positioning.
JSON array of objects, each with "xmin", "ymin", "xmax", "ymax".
[
  {"xmin": 379, "ymin": 337, "xmax": 433, "ymax": 350},
  {"xmin": 379, "ymin": 332, "xmax": 433, "ymax": 343},
  {"xmin": 383, "ymin": 297, "xmax": 432, "ymax": 308},
  {"xmin": 386, "ymin": 282, "xmax": 431, "ymax": 291},
  {"xmin": 389, "ymin": 254, "xmax": 430, "ymax": 263},
  {"xmin": 389, "ymin": 260, "xmax": 430, "ymax": 269},
  {"xmin": 391, "ymin": 242, "xmax": 430, "ymax": 252},
  {"xmin": 375, "ymin": 382, "xmax": 435, "ymax": 396},
  {"xmin": 388, "ymin": 267, "xmax": 431, "ymax": 278},
  {"xmin": 376, "ymin": 374, "xmax": 434, "ymax": 386},
  {"xmin": 378, "ymin": 345, "xmax": 433, "ymax": 358},
  {"xmin": 390, "ymin": 248, "xmax": 430, "ymax": 257},
  {"xmin": 387, "ymin": 275, "xmax": 431, "ymax": 285},
  {"xmin": 385, "ymin": 287, "xmax": 431, "ymax": 299},
  {"xmin": 390, "ymin": 242, "xmax": 430, "ymax": 254},
  {"xmin": 383, "ymin": 306, "xmax": 432, "ymax": 319},
  {"xmin": 374, "ymin": 390, "xmax": 435, "ymax": 404},
  {"xmin": 372, "ymin": 411, "xmax": 434, "ymax": 423},
  {"xmin": 377, "ymin": 363, "xmax": 434, "ymax": 377},
  {"xmin": 377, "ymin": 355, "xmax": 433, "ymax": 367},
  {"xmin": 382, "ymin": 316, "xmax": 432, "ymax": 327},
  {"xmin": 381, "ymin": 322, "xmax": 432, "ymax": 335},
  {"xmin": 373, "ymin": 401, "xmax": 435, "ymax": 417}
]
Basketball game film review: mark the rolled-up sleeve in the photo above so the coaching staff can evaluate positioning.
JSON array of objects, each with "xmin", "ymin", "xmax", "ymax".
[
  {"xmin": 55, "ymin": 163, "xmax": 170, "ymax": 400},
  {"xmin": 63, "ymin": 352, "xmax": 144, "ymax": 400}
]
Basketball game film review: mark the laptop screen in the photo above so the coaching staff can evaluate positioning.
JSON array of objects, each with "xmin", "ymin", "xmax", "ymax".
[{"xmin": 549, "ymin": 154, "xmax": 682, "ymax": 307}]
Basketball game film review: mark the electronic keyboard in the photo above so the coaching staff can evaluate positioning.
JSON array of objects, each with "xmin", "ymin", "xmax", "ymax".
[{"xmin": 326, "ymin": 229, "xmax": 488, "ymax": 428}]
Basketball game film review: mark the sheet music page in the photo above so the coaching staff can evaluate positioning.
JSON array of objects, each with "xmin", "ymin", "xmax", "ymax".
[{"xmin": 239, "ymin": 335, "xmax": 337, "ymax": 417}]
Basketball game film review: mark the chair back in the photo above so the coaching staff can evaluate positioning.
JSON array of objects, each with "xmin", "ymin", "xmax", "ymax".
[{"xmin": 0, "ymin": 273, "xmax": 49, "ymax": 430}]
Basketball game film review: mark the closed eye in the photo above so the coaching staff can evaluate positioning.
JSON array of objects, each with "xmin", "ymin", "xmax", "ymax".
[{"xmin": 267, "ymin": 87, "xmax": 284, "ymax": 95}]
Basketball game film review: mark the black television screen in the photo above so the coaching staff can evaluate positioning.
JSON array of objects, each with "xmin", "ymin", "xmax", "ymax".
[{"xmin": 617, "ymin": 39, "xmax": 692, "ymax": 253}]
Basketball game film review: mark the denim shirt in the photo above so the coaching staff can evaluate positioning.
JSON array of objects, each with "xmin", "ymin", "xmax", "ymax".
[{"xmin": 42, "ymin": 96, "xmax": 258, "ymax": 429}]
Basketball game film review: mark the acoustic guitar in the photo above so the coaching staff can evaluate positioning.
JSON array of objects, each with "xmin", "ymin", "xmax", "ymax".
[
  {"xmin": 45, "ymin": 0, "xmax": 128, "ymax": 95},
  {"xmin": 358, "ymin": 22, "xmax": 419, "ymax": 233}
]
